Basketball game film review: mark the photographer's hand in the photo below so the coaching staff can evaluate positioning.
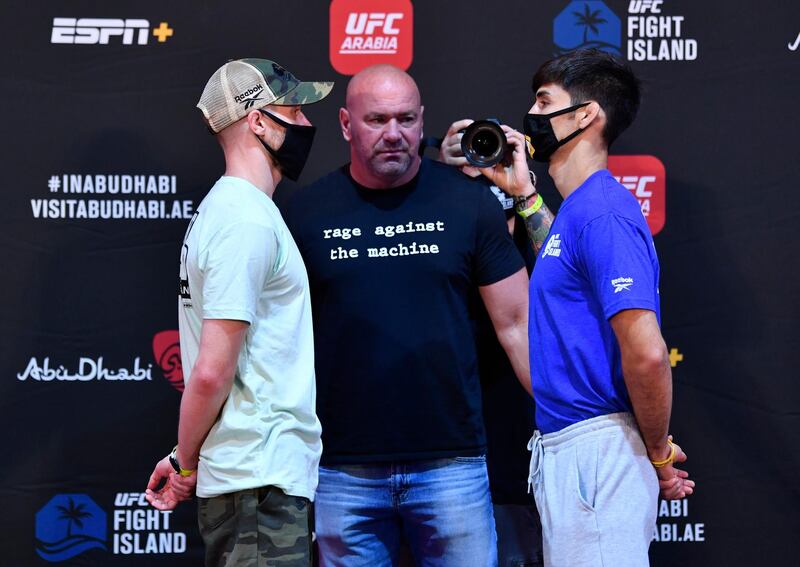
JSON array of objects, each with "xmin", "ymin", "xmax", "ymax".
[
  {"xmin": 438, "ymin": 119, "xmax": 482, "ymax": 177},
  {"xmin": 478, "ymin": 125, "xmax": 535, "ymax": 197}
]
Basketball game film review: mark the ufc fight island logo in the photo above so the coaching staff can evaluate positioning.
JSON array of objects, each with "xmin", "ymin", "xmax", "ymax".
[
  {"xmin": 51, "ymin": 18, "xmax": 174, "ymax": 45},
  {"xmin": 608, "ymin": 155, "xmax": 666, "ymax": 235},
  {"xmin": 330, "ymin": 0, "xmax": 413, "ymax": 75}
]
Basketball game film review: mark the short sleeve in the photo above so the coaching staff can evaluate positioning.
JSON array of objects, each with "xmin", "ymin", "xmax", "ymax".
[
  {"xmin": 577, "ymin": 213, "xmax": 658, "ymax": 319},
  {"xmin": 474, "ymin": 187, "xmax": 525, "ymax": 286},
  {"xmin": 199, "ymin": 221, "xmax": 277, "ymax": 323}
]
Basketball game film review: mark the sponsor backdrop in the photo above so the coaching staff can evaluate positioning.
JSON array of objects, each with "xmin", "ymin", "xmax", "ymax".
[{"xmin": 1, "ymin": 0, "xmax": 797, "ymax": 565}]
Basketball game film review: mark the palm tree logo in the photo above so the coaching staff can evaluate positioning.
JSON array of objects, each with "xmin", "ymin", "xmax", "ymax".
[
  {"xmin": 574, "ymin": 3, "xmax": 607, "ymax": 44},
  {"xmin": 553, "ymin": 1, "xmax": 621, "ymax": 55},
  {"xmin": 35, "ymin": 493, "xmax": 107, "ymax": 561},
  {"xmin": 57, "ymin": 497, "xmax": 93, "ymax": 537}
]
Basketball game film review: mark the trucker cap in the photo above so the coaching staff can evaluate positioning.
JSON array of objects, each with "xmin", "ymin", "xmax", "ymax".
[{"xmin": 197, "ymin": 58, "xmax": 333, "ymax": 133}]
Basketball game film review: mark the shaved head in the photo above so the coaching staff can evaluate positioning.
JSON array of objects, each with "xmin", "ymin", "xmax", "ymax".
[
  {"xmin": 340, "ymin": 65, "xmax": 424, "ymax": 188},
  {"xmin": 346, "ymin": 64, "xmax": 420, "ymax": 109}
]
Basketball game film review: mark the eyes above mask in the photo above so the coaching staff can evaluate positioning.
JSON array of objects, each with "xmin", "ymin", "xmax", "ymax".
[
  {"xmin": 522, "ymin": 102, "xmax": 590, "ymax": 163},
  {"xmin": 257, "ymin": 109, "xmax": 317, "ymax": 181}
]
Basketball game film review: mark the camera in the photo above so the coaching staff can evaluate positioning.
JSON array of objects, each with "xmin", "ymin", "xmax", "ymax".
[{"xmin": 460, "ymin": 118, "xmax": 510, "ymax": 168}]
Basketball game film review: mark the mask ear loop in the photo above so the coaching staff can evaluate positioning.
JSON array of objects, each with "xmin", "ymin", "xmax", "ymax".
[
  {"xmin": 259, "ymin": 108, "xmax": 290, "ymax": 127},
  {"xmin": 251, "ymin": 110, "xmax": 283, "ymax": 165},
  {"xmin": 556, "ymin": 126, "xmax": 586, "ymax": 146},
  {"xmin": 543, "ymin": 101, "xmax": 591, "ymax": 119},
  {"xmin": 551, "ymin": 102, "xmax": 593, "ymax": 146}
]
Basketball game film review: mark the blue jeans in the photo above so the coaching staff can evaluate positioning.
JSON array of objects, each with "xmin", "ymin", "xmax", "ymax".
[{"xmin": 315, "ymin": 457, "xmax": 498, "ymax": 567}]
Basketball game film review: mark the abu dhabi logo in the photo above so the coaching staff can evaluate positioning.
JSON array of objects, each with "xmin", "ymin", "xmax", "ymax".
[
  {"xmin": 36, "ymin": 494, "xmax": 107, "ymax": 562},
  {"xmin": 554, "ymin": 1, "xmax": 621, "ymax": 55},
  {"xmin": 153, "ymin": 330, "xmax": 184, "ymax": 392}
]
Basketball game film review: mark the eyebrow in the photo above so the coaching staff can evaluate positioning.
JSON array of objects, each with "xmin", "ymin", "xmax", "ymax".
[
  {"xmin": 365, "ymin": 111, "xmax": 418, "ymax": 119},
  {"xmin": 536, "ymin": 90, "xmax": 551, "ymax": 99}
]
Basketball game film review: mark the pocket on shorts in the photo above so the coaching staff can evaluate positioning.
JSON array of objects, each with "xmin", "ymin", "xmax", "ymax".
[
  {"xmin": 258, "ymin": 485, "xmax": 308, "ymax": 515},
  {"xmin": 573, "ymin": 439, "xmax": 599, "ymax": 512},
  {"xmin": 198, "ymin": 494, "xmax": 237, "ymax": 534}
]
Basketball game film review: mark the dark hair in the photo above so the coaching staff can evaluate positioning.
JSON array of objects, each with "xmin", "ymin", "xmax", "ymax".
[{"xmin": 532, "ymin": 49, "xmax": 641, "ymax": 147}]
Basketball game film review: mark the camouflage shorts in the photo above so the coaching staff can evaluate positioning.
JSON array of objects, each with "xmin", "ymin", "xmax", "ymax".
[{"xmin": 198, "ymin": 486, "xmax": 312, "ymax": 567}]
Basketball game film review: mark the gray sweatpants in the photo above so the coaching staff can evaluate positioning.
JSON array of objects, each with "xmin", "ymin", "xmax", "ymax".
[{"xmin": 528, "ymin": 412, "xmax": 658, "ymax": 567}]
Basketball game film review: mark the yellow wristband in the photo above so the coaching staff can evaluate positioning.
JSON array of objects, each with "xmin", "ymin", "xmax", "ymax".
[
  {"xmin": 650, "ymin": 440, "xmax": 676, "ymax": 468},
  {"xmin": 516, "ymin": 193, "xmax": 544, "ymax": 218},
  {"xmin": 170, "ymin": 445, "xmax": 196, "ymax": 477}
]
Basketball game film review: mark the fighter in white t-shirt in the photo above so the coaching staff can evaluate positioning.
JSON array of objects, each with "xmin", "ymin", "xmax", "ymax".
[{"xmin": 144, "ymin": 58, "xmax": 332, "ymax": 567}]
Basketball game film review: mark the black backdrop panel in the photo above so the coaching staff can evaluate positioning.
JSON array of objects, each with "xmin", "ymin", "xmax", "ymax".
[{"xmin": 1, "ymin": 1, "xmax": 798, "ymax": 565}]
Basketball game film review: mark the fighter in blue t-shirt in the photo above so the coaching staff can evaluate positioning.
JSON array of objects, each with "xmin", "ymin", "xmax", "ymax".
[{"xmin": 471, "ymin": 49, "xmax": 695, "ymax": 567}]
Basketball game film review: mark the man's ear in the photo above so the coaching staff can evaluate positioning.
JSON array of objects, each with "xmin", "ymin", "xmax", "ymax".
[
  {"xmin": 579, "ymin": 101, "xmax": 602, "ymax": 129},
  {"xmin": 419, "ymin": 105, "xmax": 424, "ymax": 139},
  {"xmin": 339, "ymin": 107, "xmax": 352, "ymax": 142},
  {"xmin": 247, "ymin": 109, "xmax": 268, "ymax": 136}
]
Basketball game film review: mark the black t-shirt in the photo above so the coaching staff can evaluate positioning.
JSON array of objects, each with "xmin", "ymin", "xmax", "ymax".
[{"xmin": 284, "ymin": 158, "xmax": 524, "ymax": 464}]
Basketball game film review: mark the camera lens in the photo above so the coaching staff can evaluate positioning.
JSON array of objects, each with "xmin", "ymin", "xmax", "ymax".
[
  {"xmin": 472, "ymin": 131, "xmax": 499, "ymax": 157},
  {"xmin": 461, "ymin": 120, "xmax": 507, "ymax": 167}
]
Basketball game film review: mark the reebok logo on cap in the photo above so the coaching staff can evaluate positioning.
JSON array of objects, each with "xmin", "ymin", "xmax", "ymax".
[{"xmin": 233, "ymin": 84, "xmax": 265, "ymax": 108}]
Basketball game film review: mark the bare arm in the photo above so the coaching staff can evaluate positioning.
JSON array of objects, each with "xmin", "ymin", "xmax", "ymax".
[
  {"xmin": 515, "ymin": 193, "xmax": 555, "ymax": 256},
  {"xmin": 146, "ymin": 318, "xmax": 248, "ymax": 510},
  {"xmin": 610, "ymin": 308, "xmax": 694, "ymax": 499},
  {"xmin": 176, "ymin": 318, "xmax": 249, "ymax": 469},
  {"xmin": 610, "ymin": 309, "xmax": 671, "ymax": 454},
  {"xmin": 479, "ymin": 267, "xmax": 532, "ymax": 396}
]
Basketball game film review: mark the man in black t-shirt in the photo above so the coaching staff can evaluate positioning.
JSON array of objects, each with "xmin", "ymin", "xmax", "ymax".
[{"xmin": 284, "ymin": 65, "xmax": 530, "ymax": 567}]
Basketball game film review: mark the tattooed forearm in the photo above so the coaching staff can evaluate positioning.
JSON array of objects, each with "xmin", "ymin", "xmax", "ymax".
[{"xmin": 523, "ymin": 201, "xmax": 555, "ymax": 256}]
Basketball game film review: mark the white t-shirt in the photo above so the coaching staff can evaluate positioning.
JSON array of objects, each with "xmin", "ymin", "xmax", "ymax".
[{"xmin": 178, "ymin": 176, "xmax": 321, "ymax": 500}]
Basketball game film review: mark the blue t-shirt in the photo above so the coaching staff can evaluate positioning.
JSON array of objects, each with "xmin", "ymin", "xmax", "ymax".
[{"xmin": 529, "ymin": 169, "xmax": 661, "ymax": 434}]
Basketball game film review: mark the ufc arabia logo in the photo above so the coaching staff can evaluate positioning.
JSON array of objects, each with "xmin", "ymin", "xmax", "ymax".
[
  {"xmin": 343, "ymin": 13, "xmax": 403, "ymax": 51},
  {"xmin": 608, "ymin": 155, "xmax": 666, "ymax": 235},
  {"xmin": 615, "ymin": 176, "xmax": 656, "ymax": 198},
  {"xmin": 330, "ymin": 0, "xmax": 413, "ymax": 75}
]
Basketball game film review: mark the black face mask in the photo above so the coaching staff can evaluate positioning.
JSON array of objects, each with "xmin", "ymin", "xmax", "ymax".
[
  {"xmin": 257, "ymin": 109, "xmax": 316, "ymax": 181},
  {"xmin": 522, "ymin": 102, "xmax": 590, "ymax": 163}
]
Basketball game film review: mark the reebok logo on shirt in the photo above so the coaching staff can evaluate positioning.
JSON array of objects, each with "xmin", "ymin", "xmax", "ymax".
[
  {"xmin": 612, "ymin": 276, "xmax": 634, "ymax": 293},
  {"xmin": 542, "ymin": 234, "xmax": 562, "ymax": 258}
]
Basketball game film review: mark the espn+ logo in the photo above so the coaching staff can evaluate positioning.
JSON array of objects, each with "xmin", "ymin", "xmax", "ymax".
[
  {"xmin": 51, "ymin": 18, "xmax": 173, "ymax": 45},
  {"xmin": 330, "ymin": 0, "xmax": 413, "ymax": 75}
]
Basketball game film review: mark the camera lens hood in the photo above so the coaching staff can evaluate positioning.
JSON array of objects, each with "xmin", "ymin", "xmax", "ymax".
[{"xmin": 461, "ymin": 119, "xmax": 507, "ymax": 168}]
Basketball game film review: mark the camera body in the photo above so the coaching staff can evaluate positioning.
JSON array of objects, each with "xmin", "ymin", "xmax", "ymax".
[{"xmin": 460, "ymin": 118, "xmax": 510, "ymax": 168}]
